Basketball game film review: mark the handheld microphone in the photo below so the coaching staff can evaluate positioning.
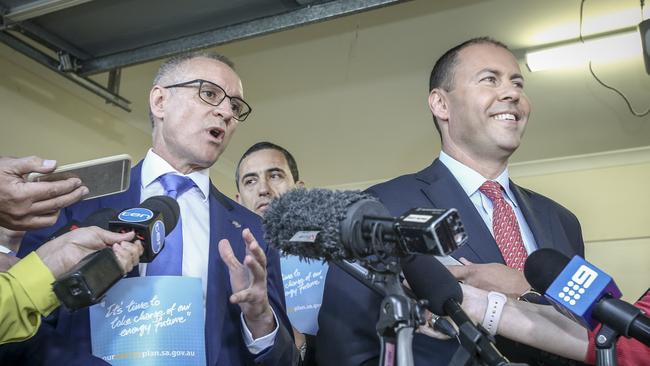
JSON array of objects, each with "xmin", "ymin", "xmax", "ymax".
[
  {"xmin": 46, "ymin": 207, "xmax": 117, "ymax": 241},
  {"xmin": 262, "ymin": 188, "xmax": 467, "ymax": 262},
  {"xmin": 402, "ymin": 254, "xmax": 511, "ymax": 366},
  {"xmin": 109, "ymin": 195, "xmax": 179, "ymax": 262},
  {"xmin": 53, "ymin": 196, "xmax": 180, "ymax": 311},
  {"xmin": 524, "ymin": 249, "xmax": 650, "ymax": 346}
]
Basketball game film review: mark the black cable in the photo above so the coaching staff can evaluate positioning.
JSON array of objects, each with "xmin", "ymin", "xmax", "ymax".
[{"xmin": 579, "ymin": 0, "xmax": 650, "ymax": 117}]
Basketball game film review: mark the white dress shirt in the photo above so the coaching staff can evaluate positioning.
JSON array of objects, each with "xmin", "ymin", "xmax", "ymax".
[
  {"xmin": 438, "ymin": 151, "xmax": 538, "ymax": 254},
  {"xmin": 138, "ymin": 149, "xmax": 277, "ymax": 353}
]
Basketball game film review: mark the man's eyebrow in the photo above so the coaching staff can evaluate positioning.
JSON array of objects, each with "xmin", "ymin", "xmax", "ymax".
[
  {"xmin": 511, "ymin": 72, "xmax": 524, "ymax": 81},
  {"xmin": 265, "ymin": 167, "xmax": 286, "ymax": 175},
  {"xmin": 240, "ymin": 172, "xmax": 259, "ymax": 182},
  {"xmin": 477, "ymin": 68, "xmax": 501, "ymax": 76},
  {"xmin": 477, "ymin": 68, "xmax": 524, "ymax": 82}
]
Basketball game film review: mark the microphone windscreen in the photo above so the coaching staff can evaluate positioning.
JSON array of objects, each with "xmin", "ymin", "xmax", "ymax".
[
  {"xmin": 402, "ymin": 254, "xmax": 462, "ymax": 315},
  {"xmin": 81, "ymin": 208, "xmax": 117, "ymax": 230},
  {"xmin": 524, "ymin": 248, "xmax": 571, "ymax": 293},
  {"xmin": 140, "ymin": 195, "xmax": 180, "ymax": 233},
  {"xmin": 262, "ymin": 188, "xmax": 375, "ymax": 261}
]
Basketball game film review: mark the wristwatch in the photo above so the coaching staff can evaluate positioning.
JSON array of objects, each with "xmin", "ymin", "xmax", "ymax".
[
  {"xmin": 482, "ymin": 291, "xmax": 507, "ymax": 336},
  {"xmin": 518, "ymin": 289, "xmax": 548, "ymax": 305}
]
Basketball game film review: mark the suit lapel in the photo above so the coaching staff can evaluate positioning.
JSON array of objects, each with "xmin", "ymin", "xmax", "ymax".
[
  {"xmin": 418, "ymin": 160, "xmax": 504, "ymax": 264},
  {"xmin": 509, "ymin": 182, "xmax": 553, "ymax": 250},
  {"xmin": 205, "ymin": 183, "xmax": 235, "ymax": 365}
]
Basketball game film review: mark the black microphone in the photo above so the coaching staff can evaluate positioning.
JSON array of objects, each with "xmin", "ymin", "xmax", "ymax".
[
  {"xmin": 109, "ymin": 195, "xmax": 180, "ymax": 262},
  {"xmin": 263, "ymin": 188, "xmax": 467, "ymax": 262},
  {"xmin": 46, "ymin": 207, "xmax": 117, "ymax": 241},
  {"xmin": 53, "ymin": 196, "xmax": 180, "ymax": 311},
  {"xmin": 524, "ymin": 249, "xmax": 650, "ymax": 346},
  {"xmin": 402, "ymin": 254, "xmax": 511, "ymax": 366}
]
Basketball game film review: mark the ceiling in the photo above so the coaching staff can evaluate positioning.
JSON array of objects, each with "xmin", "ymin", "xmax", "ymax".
[{"xmin": 2, "ymin": 0, "xmax": 650, "ymax": 192}]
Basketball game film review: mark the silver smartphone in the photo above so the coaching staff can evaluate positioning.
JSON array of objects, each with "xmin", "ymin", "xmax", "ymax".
[{"xmin": 27, "ymin": 154, "xmax": 132, "ymax": 201}]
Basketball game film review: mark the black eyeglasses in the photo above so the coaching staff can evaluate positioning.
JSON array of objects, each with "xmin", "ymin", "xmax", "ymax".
[{"xmin": 164, "ymin": 79, "xmax": 252, "ymax": 121}]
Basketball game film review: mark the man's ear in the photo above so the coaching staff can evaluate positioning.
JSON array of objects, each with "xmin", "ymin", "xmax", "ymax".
[
  {"xmin": 428, "ymin": 89, "xmax": 450, "ymax": 122},
  {"xmin": 235, "ymin": 193, "xmax": 241, "ymax": 203},
  {"xmin": 150, "ymin": 85, "xmax": 166, "ymax": 121},
  {"xmin": 296, "ymin": 180, "xmax": 305, "ymax": 188}
]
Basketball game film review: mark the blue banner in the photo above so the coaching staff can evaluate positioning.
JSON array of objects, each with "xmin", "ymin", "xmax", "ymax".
[
  {"xmin": 281, "ymin": 256, "xmax": 328, "ymax": 335},
  {"xmin": 89, "ymin": 276, "xmax": 205, "ymax": 366}
]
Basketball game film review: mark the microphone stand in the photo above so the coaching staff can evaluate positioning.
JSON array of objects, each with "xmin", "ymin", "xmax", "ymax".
[
  {"xmin": 334, "ymin": 260, "xmax": 426, "ymax": 366},
  {"xmin": 445, "ymin": 300, "xmax": 526, "ymax": 366},
  {"xmin": 595, "ymin": 325, "xmax": 619, "ymax": 366}
]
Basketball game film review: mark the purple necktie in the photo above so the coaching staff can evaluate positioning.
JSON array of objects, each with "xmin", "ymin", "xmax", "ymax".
[{"xmin": 146, "ymin": 173, "xmax": 195, "ymax": 276}]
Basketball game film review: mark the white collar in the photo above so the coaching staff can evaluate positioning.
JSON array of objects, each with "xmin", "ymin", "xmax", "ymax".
[
  {"xmin": 438, "ymin": 151, "xmax": 517, "ymax": 206},
  {"xmin": 141, "ymin": 149, "xmax": 210, "ymax": 200}
]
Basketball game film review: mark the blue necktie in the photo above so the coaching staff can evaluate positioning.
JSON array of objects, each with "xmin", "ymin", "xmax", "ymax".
[{"xmin": 146, "ymin": 173, "xmax": 195, "ymax": 276}]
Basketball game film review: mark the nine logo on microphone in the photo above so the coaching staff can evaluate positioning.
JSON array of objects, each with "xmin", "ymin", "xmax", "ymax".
[
  {"xmin": 546, "ymin": 256, "xmax": 622, "ymax": 328},
  {"xmin": 557, "ymin": 265, "xmax": 598, "ymax": 306}
]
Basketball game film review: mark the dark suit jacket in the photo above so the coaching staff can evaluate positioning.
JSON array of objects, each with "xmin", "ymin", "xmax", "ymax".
[
  {"xmin": 316, "ymin": 159, "xmax": 585, "ymax": 366},
  {"xmin": 7, "ymin": 161, "xmax": 297, "ymax": 366}
]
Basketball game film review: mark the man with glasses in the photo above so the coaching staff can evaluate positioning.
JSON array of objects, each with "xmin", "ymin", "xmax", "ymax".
[{"xmin": 14, "ymin": 52, "xmax": 297, "ymax": 365}]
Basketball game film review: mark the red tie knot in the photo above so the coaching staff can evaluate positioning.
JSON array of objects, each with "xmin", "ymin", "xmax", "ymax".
[{"xmin": 479, "ymin": 180, "xmax": 504, "ymax": 202}]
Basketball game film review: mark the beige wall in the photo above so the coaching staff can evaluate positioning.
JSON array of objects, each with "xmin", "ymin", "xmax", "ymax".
[{"xmin": 511, "ymin": 153, "xmax": 650, "ymax": 302}]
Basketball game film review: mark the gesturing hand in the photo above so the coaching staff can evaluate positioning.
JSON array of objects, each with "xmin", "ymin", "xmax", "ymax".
[{"xmin": 218, "ymin": 228, "xmax": 275, "ymax": 339}]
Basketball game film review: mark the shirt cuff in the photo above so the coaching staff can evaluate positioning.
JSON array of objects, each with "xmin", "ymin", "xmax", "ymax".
[
  {"xmin": 7, "ymin": 252, "xmax": 59, "ymax": 316},
  {"xmin": 240, "ymin": 308, "xmax": 279, "ymax": 354}
]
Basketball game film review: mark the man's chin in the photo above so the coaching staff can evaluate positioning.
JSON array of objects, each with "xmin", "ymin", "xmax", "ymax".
[{"xmin": 256, "ymin": 205, "xmax": 269, "ymax": 216}]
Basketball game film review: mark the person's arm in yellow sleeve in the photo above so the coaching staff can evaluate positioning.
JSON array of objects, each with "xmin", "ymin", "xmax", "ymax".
[
  {"xmin": 0, "ymin": 252, "xmax": 58, "ymax": 344},
  {"xmin": 0, "ymin": 227, "xmax": 144, "ymax": 344}
]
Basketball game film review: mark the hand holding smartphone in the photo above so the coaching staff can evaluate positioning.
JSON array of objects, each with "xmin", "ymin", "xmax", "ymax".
[{"xmin": 27, "ymin": 154, "xmax": 132, "ymax": 201}]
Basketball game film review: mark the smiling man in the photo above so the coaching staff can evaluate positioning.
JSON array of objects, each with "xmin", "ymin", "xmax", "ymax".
[{"xmin": 317, "ymin": 37, "xmax": 585, "ymax": 366}]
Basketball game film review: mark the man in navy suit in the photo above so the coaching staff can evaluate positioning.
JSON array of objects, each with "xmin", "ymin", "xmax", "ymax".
[
  {"xmin": 317, "ymin": 37, "xmax": 585, "ymax": 365},
  {"xmin": 11, "ymin": 51, "xmax": 297, "ymax": 365}
]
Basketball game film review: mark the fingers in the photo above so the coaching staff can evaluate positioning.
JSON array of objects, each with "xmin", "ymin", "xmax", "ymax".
[
  {"xmin": 230, "ymin": 288, "xmax": 256, "ymax": 304},
  {"xmin": 242, "ymin": 228, "xmax": 267, "ymax": 269},
  {"xmin": 77, "ymin": 227, "xmax": 135, "ymax": 251},
  {"xmin": 218, "ymin": 239, "xmax": 242, "ymax": 270},
  {"xmin": 459, "ymin": 257, "xmax": 473, "ymax": 265},
  {"xmin": 93, "ymin": 227, "xmax": 135, "ymax": 245},
  {"xmin": 7, "ymin": 156, "xmax": 57, "ymax": 175},
  {"xmin": 3, "ymin": 210, "xmax": 61, "ymax": 231},
  {"xmin": 28, "ymin": 178, "xmax": 86, "ymax": 203},
  {"xmin": 112, "ymin": 239, "xmax": 144, "ymax": 274}
]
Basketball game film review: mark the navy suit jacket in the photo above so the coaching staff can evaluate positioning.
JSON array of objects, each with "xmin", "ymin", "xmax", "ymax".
[
  {"xmin": 316, "ymin": 159, "xmax": 585, "ymax": 366},
  {"xmin": 7, "ymin": 162, "xmax": 297, "ymax": 366}
]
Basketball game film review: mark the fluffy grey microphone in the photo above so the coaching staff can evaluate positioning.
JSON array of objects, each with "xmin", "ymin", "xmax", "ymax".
[{"xmin": 262, "ymin": 188, "xmax": 385, "ymax": 262}]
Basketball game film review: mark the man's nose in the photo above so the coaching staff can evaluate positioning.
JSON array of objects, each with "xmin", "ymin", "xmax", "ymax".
[
  {"xmin": 257, "ymin": 178, "xmax": 271, "ymax": 196},
  {"xmin": 211, "ymin": 98, "xmax": 235, "ymax": 122}
]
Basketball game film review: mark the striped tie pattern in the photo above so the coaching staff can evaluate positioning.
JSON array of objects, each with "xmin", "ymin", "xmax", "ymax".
[{"xmin": 479, "ymin": 180, "xmax": 528, "ymax": 271}]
